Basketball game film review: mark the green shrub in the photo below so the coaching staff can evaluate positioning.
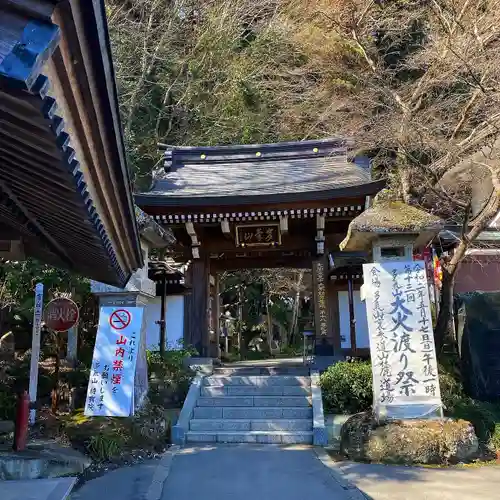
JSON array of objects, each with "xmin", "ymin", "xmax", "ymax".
[
  {"xmin": 438, "ymin": 369, "xmax": 465, "ymax": 411},
  {"xmin": 320, "ymin": 361, "xmax": 373, "ymax": 414},
  {"xmin": 489, "ymin": 423, "xmax": 500, "ymax": 452},
  {"xmin": 438, "ymin": 359, "xmax": 500, "ymax": 448},
  {"xmin": 449, "ymin": 399, "xmax": 498, "ymax": 445},
  {"xmin": 87, "ymin": 433, "xmax": 122, "ymax": 461},
  {"xmin": 147, "ymin": 347, "xmax": 196, "ymax": 407},
  {"xmin": 0, "ymin": 388, "xmax": 16, "ymax": 421}
]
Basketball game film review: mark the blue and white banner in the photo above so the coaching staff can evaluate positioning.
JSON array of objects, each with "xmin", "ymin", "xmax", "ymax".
[{"xmin": 84, "ymin": 307, "xmax": 144, "ymax": 417}]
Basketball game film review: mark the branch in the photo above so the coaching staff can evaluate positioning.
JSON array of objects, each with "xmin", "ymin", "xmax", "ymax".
[
  {"xmin": 449, "ymin": 85, "xmax": 484, "ymax": 140},
  {"xmin": 410, "ymin": 0, "xmax": 471, "ymax": 107},
  {"xmin": 448, "ymin": 163, "xmax": 500, "ymax": 269}
]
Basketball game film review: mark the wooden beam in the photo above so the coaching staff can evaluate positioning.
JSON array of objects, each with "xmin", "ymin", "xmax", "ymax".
[
  {"xmin": 365, "ymin": 195, "xmax": 372, "ymax": 210},
  {"xmin": 211, "ymin": 256, "xmax": 312, "ymax": 271},
  {"xmin": 185, "ymin": 222, "xmax": 200, "ymax": 258},
  {"xmin": 316, "ymin": 214, "xmax": 325, "ymax": 255},
  {"xmin": 203, "ymin": 234, "xmax": 315, "ymax": 253},
  {"xmin": 279, "ymin": 215, "xmax": 288, "ymax": 235},
  {"xmin": 221, "ymin": 219, "xmax": 231, "ymax": 239}
]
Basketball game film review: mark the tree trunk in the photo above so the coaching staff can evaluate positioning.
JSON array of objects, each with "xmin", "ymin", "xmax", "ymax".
[
  {"xmin": 434, "ymin": 266, "xmax": 456, "ymax": 354},
  {"xmin": 434, "ymin": 181, "xmax": 500, "ymax": 353}
]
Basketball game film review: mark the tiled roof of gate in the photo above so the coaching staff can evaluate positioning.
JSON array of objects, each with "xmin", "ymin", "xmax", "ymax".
[{"xmin": 135, "ymin": 139, "xmax": 385, "ymax": 207}]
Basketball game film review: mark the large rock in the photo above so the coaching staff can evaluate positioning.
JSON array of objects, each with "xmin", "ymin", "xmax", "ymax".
[{"xmin": 341, "ymin": 412, "xmax": 479, "ymax": 464}]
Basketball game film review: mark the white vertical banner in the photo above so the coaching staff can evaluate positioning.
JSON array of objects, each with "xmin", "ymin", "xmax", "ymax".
[
  {"xmin": 29, "ymin": 283, "xmax": 44, "ymax": 425},
  {"xmin": 363, "ymin": 260, "xmax": 443, "ymax": 421},
  {"xmin": 84, "ymin": 307, "xmax": 144, "ymax": 417}
]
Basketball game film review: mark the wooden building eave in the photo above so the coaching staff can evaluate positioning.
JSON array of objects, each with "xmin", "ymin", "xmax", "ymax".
[
  {"xmin": 135, "ymin": 179, "xmax": 386, "ymax": 208},
  {"xmin": 0, "ymin": 0, "xmax": 144, "ymax": 286}
]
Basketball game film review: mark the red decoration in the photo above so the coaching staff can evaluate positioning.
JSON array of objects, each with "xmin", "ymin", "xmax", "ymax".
[
  {"xmin": 109, "ymin": 309, "xmax": 131, "ymax": 330},
  {"xmin": 13, "ymin": 391, "xmax": 29, "ymax": 451},
  {"xmin": 115, "ymin": 347, "xmax": 125, "ymax": 358},
  {"xmin": 113, "ymin": 360, "xmax": 124, "ymax": 371},
  {"xmin": 44, "ymin": 298, "xmax": 79, "ymax": 332}
]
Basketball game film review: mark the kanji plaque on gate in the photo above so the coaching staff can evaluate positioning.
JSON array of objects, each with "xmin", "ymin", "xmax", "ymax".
[
  {"xmin": 236, "ymin": 224, "xmax": 281, "ymax": 247},
  {"xmin": 44, "ymin": 298, "xmax": 79, "ymax": 332}
]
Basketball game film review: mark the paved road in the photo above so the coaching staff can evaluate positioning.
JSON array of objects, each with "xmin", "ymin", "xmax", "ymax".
[
  {"xmin": 70, "ymin": 460, "xmax": 158, "ymax": 500},
  {"xmin": 334, "ymin": 460, "xmax": 500, "ymax": 500},
  {"xmin": 161, "ymin": 445, "xmax": 355, "ymax": 500},
  {"xmin": 70, "ymin": 445, "xmax": 500, "ymax": 500},
  {"xmin": 71, "ymin": 445, "xmax": 356, "ymax": 500}
]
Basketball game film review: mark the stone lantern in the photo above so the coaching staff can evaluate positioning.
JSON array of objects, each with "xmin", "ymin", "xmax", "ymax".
[
  {"xmin": 340, "ymin": 200, "xmax": 443, "ymax": 261},
  {"xmin": 340, "ymin": 200, "xmax": 444, "ymax": 422}
]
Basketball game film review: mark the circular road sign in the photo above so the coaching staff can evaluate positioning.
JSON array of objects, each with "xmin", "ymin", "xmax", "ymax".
[
  {"xmin": 109, "ymin": 309, "xmax": 132, "ymax": 330},
  {"xmin": 44, "ymin": 298, "xmax": 79, "ymax": 332}
]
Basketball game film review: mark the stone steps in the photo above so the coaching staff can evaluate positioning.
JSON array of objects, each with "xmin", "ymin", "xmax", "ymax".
[
  {"xmin": 212, "ymin": 367, "xmax": 309, "ymax": 376},
  {"xmin": 190, "ymin": 419, "xmax": 313, "ymax": 432},
  {"xmin": 201, "ymin": 385, "xmax": 310, "ymax": 396},
  {"xmin": 187, "ymin": 372, "xmax": 313, "ymax": 444},
  {"xmin": 193, "ymin": 406, "xmax": 313, "ymax": 419},
  {"xmin": 197, "ymin": 395, "xmax": 311, "ymax": 407},
  {"xmin": 203, "ymin": 375, "xmax": 310, "ymax": 387},
  {"xmin": 186, "ymin": 430, "xmax": 313, "ymax": 444}
]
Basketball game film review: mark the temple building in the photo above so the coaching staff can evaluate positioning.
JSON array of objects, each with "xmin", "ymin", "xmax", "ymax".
[{"xmin": 135, "ymin": 139, "xmax": 386, "ymax": 359}]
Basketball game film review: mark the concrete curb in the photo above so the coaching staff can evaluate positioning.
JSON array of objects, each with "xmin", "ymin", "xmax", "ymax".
[
  {"xmin": 313, "ymin": 447, "xmax": 368, "ymax": 500},
  {"xmin": 145, "ymin": 445, "xmax": 180, "ymax": 500},
  {"xmin": 172, "ymin": 373, "xmax": 204, "ymax": 444},
  {"xmin": 310, "ymin": 370, "xmax": 328, "ymax": 446}
]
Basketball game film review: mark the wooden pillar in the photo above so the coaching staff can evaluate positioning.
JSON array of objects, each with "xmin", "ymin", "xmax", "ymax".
[
  {"xmin": 159, "ymin": 271, "xmax": 167, "ymax": 357},
  {"xmin": 188, "ymin": 255, "xmax": 210, "ymax": 357},
  {"xmin": 347, "ymin": 276, "xmax": 357, "ymax": 355},
  {"xmin": 328, "ymin": 282, "xmax": 342, "ymax": 353},
  {"xmin": 214, "ymin": 274, "xmax": 221, "ymax": 358}
]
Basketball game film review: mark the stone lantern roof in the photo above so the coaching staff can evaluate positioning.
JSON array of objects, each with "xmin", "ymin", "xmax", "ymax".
[{"xmin": 340, "ymin": 201, "xmax": 444, "ymax": 252}]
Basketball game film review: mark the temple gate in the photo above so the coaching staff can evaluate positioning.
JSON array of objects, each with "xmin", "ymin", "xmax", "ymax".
[{"xmin": 136, "ymin": 139, "xmax": 385, "ymax": 360}]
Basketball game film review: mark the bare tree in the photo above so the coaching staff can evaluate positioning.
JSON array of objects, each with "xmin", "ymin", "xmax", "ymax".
[
  {"xmin": 108, "ymin": 0, "xmax": 500, "ymax": 347},
  {"xmin": 293, "ymin": 0, "xmax": 500, "ymax": 347}
]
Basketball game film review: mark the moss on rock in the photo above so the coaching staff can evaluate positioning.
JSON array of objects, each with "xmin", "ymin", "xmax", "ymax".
[
  {"xmin": 341, "ymin": 412, "xmax": 479, "ymax": 464},
  {"xmin": 340, "ymin": 201, "xmax": 444, "ymax": 251}
]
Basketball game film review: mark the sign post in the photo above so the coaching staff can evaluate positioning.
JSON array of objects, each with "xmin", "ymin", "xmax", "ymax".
[
  {"xmin": 28, "ymin": 283, "xmax": 44, "ymax": 425},
  {"xmin": 363, "ymin": 260, "xmax": 443, "ymax": 421},
  {"xmin": 44, "ymin": 297, "xmax": 79, "ymax": 332},
  {"xmin": 84, "ymin": 306, "xmax": 144, "ymax": 417},
  {"xmin": 44, "ymin": 297, "xmax": 80, "ymax": 413}
]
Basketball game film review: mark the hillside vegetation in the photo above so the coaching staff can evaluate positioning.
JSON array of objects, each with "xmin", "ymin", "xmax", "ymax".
[{"xmin": 108, "ymin": 0, "xmax": 500, "ymax": 345}]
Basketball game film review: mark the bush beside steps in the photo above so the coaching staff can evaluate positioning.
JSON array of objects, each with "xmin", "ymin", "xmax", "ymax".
[{"xmin": 341, "ymin": 412, "xmax": 479, "ymax": 465}]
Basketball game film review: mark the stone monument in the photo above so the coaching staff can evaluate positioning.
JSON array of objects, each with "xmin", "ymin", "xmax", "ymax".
[{"xmin": 341, "ymin": 201, "xmax": 444, "ymax": 421}]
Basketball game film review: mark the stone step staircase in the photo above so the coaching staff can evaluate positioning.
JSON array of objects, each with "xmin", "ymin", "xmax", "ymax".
[{"xmin": 186, "ymin": 366, "xmax": 313, "ymax": 444}]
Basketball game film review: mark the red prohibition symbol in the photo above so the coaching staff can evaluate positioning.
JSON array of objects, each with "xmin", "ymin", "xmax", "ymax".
[{"xmin": 109, "ymin": 309, "xmax": 131, "ymax": 330}]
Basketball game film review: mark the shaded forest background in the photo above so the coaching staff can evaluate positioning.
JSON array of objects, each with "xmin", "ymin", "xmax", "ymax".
[{"xmin": 3, "ymin": 0, "xmax": 500, "ymax": 362}]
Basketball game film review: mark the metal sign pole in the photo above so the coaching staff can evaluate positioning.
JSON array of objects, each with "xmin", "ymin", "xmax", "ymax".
[{"xmin": 28, "ymin": 283, "xmax": 44, "ymax": 425}]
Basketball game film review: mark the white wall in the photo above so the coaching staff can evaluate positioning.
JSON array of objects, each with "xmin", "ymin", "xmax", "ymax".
[
  {"xmin": 338, "ymin": 290, "xmax": 369, "ymax": 349},
  {"xmin": 145, "ymin": 295, "xmax": 184, "ymax": 350}
]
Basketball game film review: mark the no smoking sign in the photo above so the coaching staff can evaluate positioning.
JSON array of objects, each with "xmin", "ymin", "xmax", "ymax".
[{"xmin": 109, "ymin": 309, "xmax": 131, "ymax": 330}]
